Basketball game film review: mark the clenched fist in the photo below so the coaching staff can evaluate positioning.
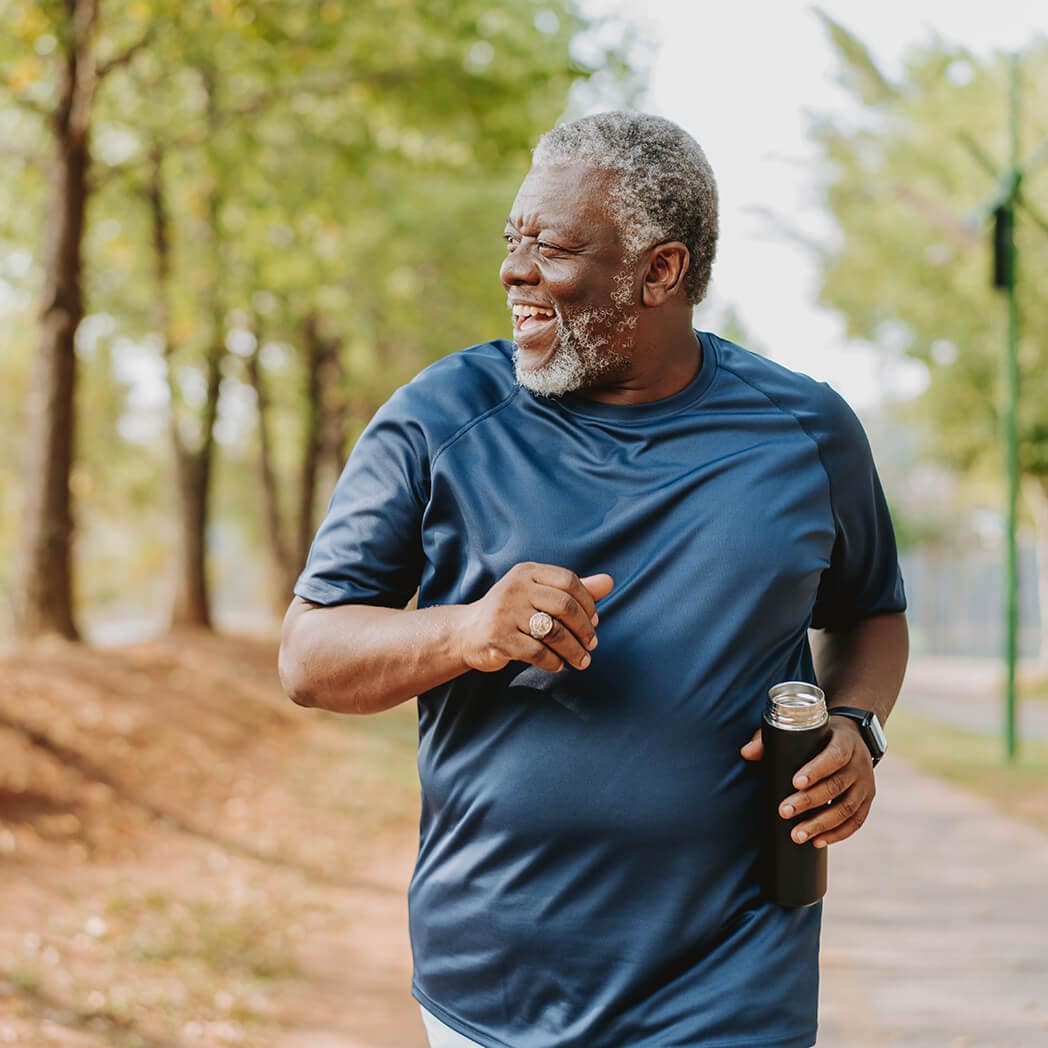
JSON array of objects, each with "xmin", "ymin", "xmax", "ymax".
[{"xmin": 456, "ymin": 562, "xmax": 614, "ymax": 674}]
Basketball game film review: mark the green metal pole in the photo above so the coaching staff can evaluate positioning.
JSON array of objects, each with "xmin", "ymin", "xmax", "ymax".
[{"xmin": 1004, "ymin": 52, "xmax": 1021, "ymax": 762}]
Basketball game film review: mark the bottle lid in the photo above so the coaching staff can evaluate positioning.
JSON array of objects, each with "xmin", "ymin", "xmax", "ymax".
[{"xmin": 765, "ymin": 681, "xmax": 828, "ymax": 730}]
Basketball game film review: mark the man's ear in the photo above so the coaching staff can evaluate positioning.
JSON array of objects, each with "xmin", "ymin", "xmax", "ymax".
[{"xmin": 641, "ymin": 242, "xmax": 690, "ymax": 306}]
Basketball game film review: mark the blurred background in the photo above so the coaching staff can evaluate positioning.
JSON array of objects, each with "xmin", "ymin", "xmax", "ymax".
[{"xmin": 1, "ymin": 1, "xmax": 1046, "ymax": 1045}]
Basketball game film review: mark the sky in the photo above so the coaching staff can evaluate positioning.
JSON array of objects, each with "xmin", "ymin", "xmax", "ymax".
[{"xmin": 578, "ymin": 0, "xmax": 1047, "ymax": 411}]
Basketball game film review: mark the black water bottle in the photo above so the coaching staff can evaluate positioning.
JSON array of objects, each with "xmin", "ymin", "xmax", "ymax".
[{"xmin": 761, "ymin": 681, "xmax": 832, "ymax": 908}]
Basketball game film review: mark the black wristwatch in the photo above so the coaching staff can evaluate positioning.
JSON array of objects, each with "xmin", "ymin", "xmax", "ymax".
[{"xmin": 829, "ymin": 707, "xmax": 887, "ymax": 766}]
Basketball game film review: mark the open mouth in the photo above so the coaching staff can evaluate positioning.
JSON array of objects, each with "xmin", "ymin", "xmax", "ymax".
[{"xmin": 511, "ymin": 303, "xmax": 557, "ymax": 341}]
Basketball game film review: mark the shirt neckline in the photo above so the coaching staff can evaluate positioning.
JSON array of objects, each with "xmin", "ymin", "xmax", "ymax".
[{"xmin": 551, "ymin": 330, "xmax": 718, "ymax": 423}]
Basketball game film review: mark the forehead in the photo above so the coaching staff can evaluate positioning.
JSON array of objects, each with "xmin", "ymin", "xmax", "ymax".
[{"xmin": 509, "ymin": 164, "xmax": 621, "ymax": 240}]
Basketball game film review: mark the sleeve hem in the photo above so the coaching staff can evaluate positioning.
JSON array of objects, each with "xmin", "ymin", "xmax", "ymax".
[
  {"xmin": 293, "ymin": 578, "xmax": 366, "ymax": 607},
  {"xmin": 811, "ymin": 594, "xmax": 907, "ymax": 633}
]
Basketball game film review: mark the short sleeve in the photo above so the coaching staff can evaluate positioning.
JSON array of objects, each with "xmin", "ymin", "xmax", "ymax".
[
  {"xmin": 809, "ymin": 387, "xmax": 906, "ymax": 631},
  {"xmin": 294, "ymin": 387, "xmax": 427, "ymax": 609}
]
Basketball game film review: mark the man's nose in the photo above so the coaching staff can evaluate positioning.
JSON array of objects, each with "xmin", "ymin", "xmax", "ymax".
[{"xmin": 500, "ymin": 243, "xmax": 540, "ymax": 288}]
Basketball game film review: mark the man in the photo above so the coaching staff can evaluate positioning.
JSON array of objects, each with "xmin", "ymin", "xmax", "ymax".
[{"xmin": 279, "ymin": 112, "xmax": 908, "ymax": 1048}]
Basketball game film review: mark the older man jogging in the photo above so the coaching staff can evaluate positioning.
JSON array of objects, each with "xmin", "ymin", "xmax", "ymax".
[{"xmin": 279, "ymin": 111, "xmax": 908, "ymax": 1048}]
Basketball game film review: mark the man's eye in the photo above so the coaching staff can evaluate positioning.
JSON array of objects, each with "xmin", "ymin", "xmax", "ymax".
[{"xmin": 504, "ymin": 234, "xmax": 519, "ymax": 249}]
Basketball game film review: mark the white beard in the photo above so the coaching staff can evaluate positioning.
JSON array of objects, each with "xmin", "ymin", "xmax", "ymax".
[{"xmin": 514, "ymin": 308, "xmax": 635, "ymax": 398}]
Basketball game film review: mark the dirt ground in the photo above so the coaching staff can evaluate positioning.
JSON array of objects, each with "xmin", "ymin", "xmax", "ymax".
[{"xmin": 0, "ymin": 633, "xmax": 428, "ymax": 1048}]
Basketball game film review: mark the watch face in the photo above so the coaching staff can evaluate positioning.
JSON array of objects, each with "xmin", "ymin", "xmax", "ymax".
[{"xmin": 868, "ymin": 713, "xmax": 887, "ymax": 754}]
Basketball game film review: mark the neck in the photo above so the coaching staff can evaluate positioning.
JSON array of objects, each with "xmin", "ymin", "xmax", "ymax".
[{"xmin": 576, "ymin": 317, "xmax": 701, "ymax": 405}]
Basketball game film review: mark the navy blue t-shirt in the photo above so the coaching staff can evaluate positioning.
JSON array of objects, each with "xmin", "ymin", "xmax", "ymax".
[{"xmin": 295, "ymin": 333, "xmax": 906, "ymax": 1048}]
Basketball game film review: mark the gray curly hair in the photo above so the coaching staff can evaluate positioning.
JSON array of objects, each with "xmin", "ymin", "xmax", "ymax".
[{"xmin": 532, "ymin": 111, "xmax": 719, "ymax": 305}]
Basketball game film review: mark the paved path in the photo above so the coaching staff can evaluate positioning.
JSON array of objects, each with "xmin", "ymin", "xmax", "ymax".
[
  {"xmin": 818, "ymin": 757, "xmax": 1048, "ymax": 1046},
  {"xmin": 902, "ymin": 655, "xmax": 1048, "ymax": 740}
]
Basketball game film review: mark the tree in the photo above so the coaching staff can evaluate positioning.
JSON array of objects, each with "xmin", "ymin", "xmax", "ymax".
[
  {"xmin": 2, "ymin": 0, "xmax": 618, "ymax": 635},
  {"xmin": 1, "ymin": 0, "xmax": 162, "ymax": 639},
  {"xmin": 165, "ymin": 0, "xmax": 609, "ymax": 617},
  {"xmin": 812, "ymin": 14, "xmax": 1048, "ymax": 660}
]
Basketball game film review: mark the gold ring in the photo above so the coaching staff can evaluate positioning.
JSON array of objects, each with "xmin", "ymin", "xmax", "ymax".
[{"xmin": 528, "ymin": 611, "xmax": 554, "ymax": 640}]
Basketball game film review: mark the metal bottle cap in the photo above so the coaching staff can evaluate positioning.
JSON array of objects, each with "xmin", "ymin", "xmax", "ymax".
[{"xmin": 765, "ymin": 681, "xmax": 828, "ymax": 731}]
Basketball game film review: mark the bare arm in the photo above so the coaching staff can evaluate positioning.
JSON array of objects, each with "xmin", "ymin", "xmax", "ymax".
[
  {"xmin": 279, "ymin": 598, "xmax": 473, "ymax": 714},
  {"xmin": 810, "ymin": 610, "xmax": 909, "ymax": 727},
  {"xmin": 740, "ymin": 611, "xmax": 909, "ymax": 847},
  {"xmin": 279, "ymin": 564, "xmax": 615, "ymax": 715}
]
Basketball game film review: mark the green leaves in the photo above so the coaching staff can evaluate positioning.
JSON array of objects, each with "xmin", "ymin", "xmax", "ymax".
[
  {"xmin": 815, "ymin": 29, "xmax": 1048, "ymax": 482},
  {"xmin": 813, "ymin": 9, "xmax": 898, "ymax": 108},
  {"xmin": 0, "ymin": 0, "xmax": 623, "ymax": 623}
]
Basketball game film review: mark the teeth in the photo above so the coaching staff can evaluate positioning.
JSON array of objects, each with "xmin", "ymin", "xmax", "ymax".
[{"xmin": 511, "ymin": 304, "xmax": 555, "ymax": 319}]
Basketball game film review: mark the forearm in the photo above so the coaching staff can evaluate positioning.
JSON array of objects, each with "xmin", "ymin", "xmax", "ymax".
[
  {"xmin": 279, "ymin": 596, "xmax": 471, "ymax": 714},
  {"xmin": 809, "ymin": 611, "xmax": 909, "ymax": 724}
]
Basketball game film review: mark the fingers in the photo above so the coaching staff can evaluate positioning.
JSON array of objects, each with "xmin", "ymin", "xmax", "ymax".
[
  {"xmin": 462, "ymin": 562, "xmax": 613, "ymax": 674},
  {"xmin": 739, "ymin": 728, "xmax": 763, "ymax": 762},
  {"xmin": 806, "ymin": 802, "xmax": 872, "ymax": 848},
  {"xmin": 525, "ymin": 619, "xmax": 591, "ymax": 671},
  {"xmin": 783, "ymin": 721, "xmax": 876, "ymax": 847},
  {"xmin": 519, "ymin": 565, "xmax": 611, "ymax": 672},
  {"xmin": 529, "ymin": 584, "xmax": 597, "ymax": 663},
  {"xmin": 518, "ymin": 636, "xmax": 566, "ymax": 674},
  {"xmin": 779, "ymin": 765, "xmax": 857, "ymax": 818},
  {"xmin": 530, "ymin": 564, "xmax": 607, "ymax": 625},
  {"xmin": 580, "ymin": 573, "xmax": 614, "ymax": 606},
  {"xmin": 791, "ymin": 731, "xmax": 856, "ymax": 791},
  {"xmin": 790, "ymin": 786, "xmax": 873, "ymax": 848},
  {"xmin": 489, "ymin": 629, "xmax": 568, "ymax": 674}
]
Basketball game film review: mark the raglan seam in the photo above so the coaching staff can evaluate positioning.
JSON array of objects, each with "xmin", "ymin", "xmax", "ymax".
[
  {"xmin": 429, "ymin": 383, "xmax": 522, "ymax": 469},
  {"xmin": 717, "ymin": 355, "xmax": 856, "ymax": 628},
  {"xmin": 715, "ymin": 358, "xmax": 838, "ymax": 526}
]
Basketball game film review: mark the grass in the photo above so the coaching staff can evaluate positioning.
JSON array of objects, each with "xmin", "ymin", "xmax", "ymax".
[
  {"xmin": 111, "ymin": 891, "xmax": 300, "ymax": 979},
  {"xmin": 7, "ymin": 962, "xmax": 41, "ymax": 994},
  {"xmin": 1020, "ymin": 674, "xmax": 1048, "ymax": 703},
  {"xmin": 14, "ymin": 887, "xmax": 308, "ymax": 1044},
  {"xmin": 2, "ymin": 888, "xmax": 304, "ymax": 1047},
  {"xmin": 889, "ymin": 706, "xmax": 1048, "ymax": 834}
]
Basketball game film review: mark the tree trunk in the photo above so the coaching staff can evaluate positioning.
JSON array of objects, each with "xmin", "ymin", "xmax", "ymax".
[
  {"xmin": 296, "ymin": 313, "xmax": 325, "ymax": 573},
  {"xmin": 1023, "ymin": 476, "xmax": 1048, "ymax": 670},
  {"xmin": 12, "ymin": 0, "xmax": 99, "ymax": 641},
  {"xmin": 169, "ymin": 447, "xmax": 207, "ymax": 628},
  {"xmin": 319, "ymin": 334, "xmax": 348, "ymax": 489},
  {"xmin": 248, "ymin": 314, "xmax": 345, "ymax": 610},
  {"xmin": 168, "ymin": 67, "xmax": 226, "ymax": 630},
  {"xmin": 169, "ymin": 330, "xmax": 223, "ymax": 629},
  {"xmin": 146, "ymin": 143, "xmax": 205, "ymax": 630},
  {"xmin": 246, "ymin": 331, "xmax": 294, "ymax": 611}
]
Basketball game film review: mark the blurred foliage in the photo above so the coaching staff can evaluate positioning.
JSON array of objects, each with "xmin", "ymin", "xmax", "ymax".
[
  {"xmin": 714, "ymin": 304, "xmax": 768, "ymax": 357},
  {"xmin": 813, "ymin": 16, "xmax": 1048, "ymax": 487},
  {"xmin": 0, "ymin": 0, "xmax": 634, "ymax": 630}
]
